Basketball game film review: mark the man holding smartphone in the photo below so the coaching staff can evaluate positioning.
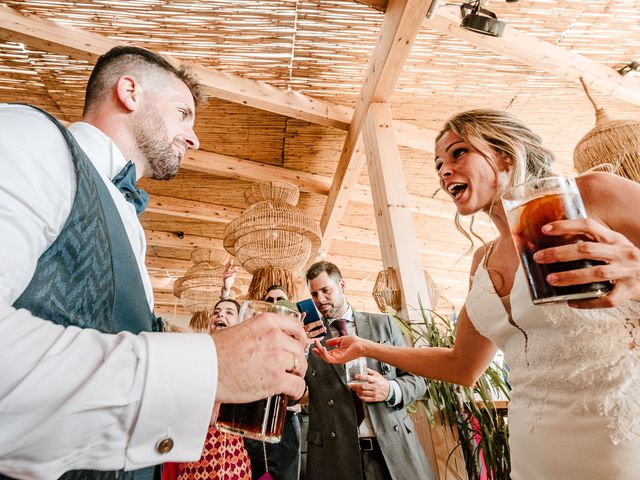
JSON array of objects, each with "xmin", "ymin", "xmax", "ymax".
[{"xmin": 303, "ymin": 261, "xmax": 434, "ymax": 480}]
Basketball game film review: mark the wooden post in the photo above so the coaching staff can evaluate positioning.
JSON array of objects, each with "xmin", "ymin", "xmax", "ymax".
[{"xmin": 363, "ymin": 102, "xmax": 430, "ymax": 320}]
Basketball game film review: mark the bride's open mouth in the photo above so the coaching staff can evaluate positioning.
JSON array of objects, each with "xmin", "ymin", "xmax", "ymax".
[{"xmin": 447, "ymin": 183, "xmax": 468, "ymax": 201}]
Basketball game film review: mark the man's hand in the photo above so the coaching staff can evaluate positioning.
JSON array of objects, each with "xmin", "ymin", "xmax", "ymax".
[
  {"xmin": 304, "ymin": 319, "xmax": 326, "ymax": 341},
  {"xmin": 213, "ymin": 312, "xmax": 307, "ymax": 405},
  {"xmin": 349, "ymin": 368, "xmax": 390, "ymax": 403}
]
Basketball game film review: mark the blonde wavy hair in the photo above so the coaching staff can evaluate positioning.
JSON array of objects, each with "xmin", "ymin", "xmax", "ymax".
[{"xmin": 436, "ymin": 109, "xmax": 556, "ymax": 253}]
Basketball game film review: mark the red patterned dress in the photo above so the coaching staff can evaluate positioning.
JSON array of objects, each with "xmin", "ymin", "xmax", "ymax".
[{"xmin": 171, "ymin": 426, "xmax": 252, "ymax": 480}]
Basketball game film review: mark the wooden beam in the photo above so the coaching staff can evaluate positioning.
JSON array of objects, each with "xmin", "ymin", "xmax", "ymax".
[
  {"xmin": 318, "ymin": 0, "xmax": 435, "ymax": 258},
  {"xmin": 182, "ymin": 149, "xmax": 486, "ymax": 225},
  {"xmin": 0, "ymin": 4, "xmax": 439, "ymax": 147},
  {"xmin": 145, "ymin": 194, "xmax": 241, "ymax": 223},
  {"xmin": 354, "ymin": 1, "xmax": 640, "ymax": 106},
  {"xmin": 364, "ymin": 103, "xmax": 430, "ymax": 318},
  {"xmin": 426, "ymin": 7, "xmax": 640, "ymax": 106}
]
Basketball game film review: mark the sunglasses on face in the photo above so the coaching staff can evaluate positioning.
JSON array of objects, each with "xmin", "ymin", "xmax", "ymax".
[{"xmin": 265, "ymin": 296, "xmax": 287, "ymax": 304}]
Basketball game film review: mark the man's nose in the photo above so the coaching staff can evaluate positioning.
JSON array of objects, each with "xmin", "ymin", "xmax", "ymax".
[{"xmin": 185, "ymin": 128, "xmax": 199, "ymax": 150}]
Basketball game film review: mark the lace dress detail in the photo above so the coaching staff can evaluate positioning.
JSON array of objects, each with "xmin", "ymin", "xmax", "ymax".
[{"xmin": 466, "ymin": 265, "xmax": 640, "ymax": 479}]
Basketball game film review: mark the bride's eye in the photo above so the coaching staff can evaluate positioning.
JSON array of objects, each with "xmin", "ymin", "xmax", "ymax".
[{"xmin": 452, "ymin": 147, "xmax": 468, "ymax": 159}]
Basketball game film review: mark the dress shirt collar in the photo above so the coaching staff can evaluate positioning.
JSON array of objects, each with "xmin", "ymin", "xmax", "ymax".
[
  {"xmin": 329, "ymin": 306, "xmax": 354, "ymax": 323},
  {"xmin": 68, "ymin": 122, "xmax": 129, "ymax": 182}
]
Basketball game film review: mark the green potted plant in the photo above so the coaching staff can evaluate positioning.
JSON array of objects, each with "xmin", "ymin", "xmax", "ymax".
[{"xmin": 393, "ymin": 303, "xmax": 511, "ymax": 480}]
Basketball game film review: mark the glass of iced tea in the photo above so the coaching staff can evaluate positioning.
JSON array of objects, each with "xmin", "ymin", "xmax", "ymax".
[
  {"xmin": 502, "ymin": 176, "xmax": 612, "ymax": 305},
  {"xmin": 214, "ymin": 300, "xmax": 301, "ymax": 443}
]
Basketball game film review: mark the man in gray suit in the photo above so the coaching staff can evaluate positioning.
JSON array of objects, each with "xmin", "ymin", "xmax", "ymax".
[{"xmin": 303, "ymin": 261, "xmax": 434, "ymax": 480}]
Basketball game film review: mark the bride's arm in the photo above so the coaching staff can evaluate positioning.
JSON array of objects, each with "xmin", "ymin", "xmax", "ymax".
[{"xmin": 315, "ymin": 246, "xmax": 498, "ymax": 387}]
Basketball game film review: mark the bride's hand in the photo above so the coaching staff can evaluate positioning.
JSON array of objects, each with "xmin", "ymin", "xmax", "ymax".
[
  {"xmin": 533, "ymin": 218, "xmax": 640, "ymax": 308},
  {"xmin": 312, "ymin": 336, "xmax": 369, "ymax": 364}
]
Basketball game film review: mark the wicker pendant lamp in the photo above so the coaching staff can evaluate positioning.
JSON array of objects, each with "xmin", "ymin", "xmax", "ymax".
[
  {"xmin": 172, "ymin": 248, "xmax": 236, "ymax": 322},
  {"xmin": 573, "ymin": 77, "xmax": 640, "ymax": 182},
  {"xmin": 372, "ymin": 267, "xmax": 402, "ymax": 313},
  {"xmin": 223, "ymin": 180, "xmax": 321, "ymax": 300}
]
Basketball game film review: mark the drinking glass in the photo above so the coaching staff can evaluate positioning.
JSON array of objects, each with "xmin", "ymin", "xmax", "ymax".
[
  {"xmin": 502, "ymin": 176, "xmax": 612, "ymax": 305},
  {"xmin": 215, "ymin": 300, "xmax": 301, "ymax": 443}
]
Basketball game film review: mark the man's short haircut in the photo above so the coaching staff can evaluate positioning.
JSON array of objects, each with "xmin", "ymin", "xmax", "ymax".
[
  {"xmin": 265, "ymin": 284, "xmax": 286, "ymax": 295},
  {"xmin": 306, "ymin": 261, "xmax": 342, "ymax": 283},
  {"xmin": 83, "ymin": 45, "xmax": 204, "ymax": 115}
]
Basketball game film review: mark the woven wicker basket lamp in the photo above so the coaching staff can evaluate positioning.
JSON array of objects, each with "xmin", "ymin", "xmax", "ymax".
[
  {"xmin": 573, "ymin": 77, "xmax": 640, "ymax": 182},
  {"xmin": 223, "ymin": 180, "xmax": 321, "ymax": 300},
  {"xmin": 372, "ymin": 267, "xmax": 402, "ymax": 313},
  {"xmin": 173, "ymin": 248, "xmax": 235, "ymax": 321}
]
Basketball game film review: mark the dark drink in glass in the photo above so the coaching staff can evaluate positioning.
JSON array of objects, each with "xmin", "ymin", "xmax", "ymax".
[
  {"xmin": 216, "ymin": 394, "xmax": 288, "ymax": 443},
  {"xmin": 503, "ymin": 177, "xmax": 612, "ymax": 305},
  {"xmin": 214, "ymin": 300, "xmax": 301, "ymax": 442}
]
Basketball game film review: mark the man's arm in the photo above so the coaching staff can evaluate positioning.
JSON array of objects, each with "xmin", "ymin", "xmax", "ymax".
[{"xmin": 0, "ymin": 106, "xmax": 216, "ymax": 478}]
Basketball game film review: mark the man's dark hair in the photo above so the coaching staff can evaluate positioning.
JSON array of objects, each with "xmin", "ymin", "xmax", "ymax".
[
  {"xmin": 214, "ymin": 298, "xmax": 241, "ymax": 312},
  {"xmin": 305, "ymin": 261, "xmax": 342, "ymax": 283},
  {"xmin": 265, "ymin": 284, "xmax": 286, "ymax": 295},
  {"xmin": 83, "ymin": 46, "xmax": 204, "ymax": 115}
]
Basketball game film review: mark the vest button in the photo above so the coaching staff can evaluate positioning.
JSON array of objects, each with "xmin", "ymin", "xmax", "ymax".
[
  {"xmin": 328, "ymin": 399, "xmax": 334, "ymax": 407},
  {"xmin": 394, "ymin": 425, "xmax": 400, "ymax": 432},
  {"xmin": 156, "ymin": 437, "xmax": 174, "ymax": 454},
  {"xmin": 330, "ymin": 431, "xmax": 336, "ymax": 438},
  {"xmin": 311, "ymin": 371, "xmax": 317, "ymax": 377}
]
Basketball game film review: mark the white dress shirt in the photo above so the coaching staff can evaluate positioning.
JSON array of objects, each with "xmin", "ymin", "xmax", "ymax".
[
  {"xmin": 0, "ymin": 104, "xmax": 217, "ymax": 480},
  {"xmin": 329, "ymin": 307, "xmax": 402, "ymax": 439}
]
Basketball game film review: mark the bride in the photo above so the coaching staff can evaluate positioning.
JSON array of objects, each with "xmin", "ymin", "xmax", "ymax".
[{"xmin": 314, "ymin": 109, "xmax": 640, "ymax": 479}]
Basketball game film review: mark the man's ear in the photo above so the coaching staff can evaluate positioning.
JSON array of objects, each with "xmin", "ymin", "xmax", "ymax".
[
  {"xmin": 115, "ymin": 75, "xmax": 140, "ymax": 112},
  {"xmin": 339, "ymin": 278, "xmax": 346, "ymax": 294}
]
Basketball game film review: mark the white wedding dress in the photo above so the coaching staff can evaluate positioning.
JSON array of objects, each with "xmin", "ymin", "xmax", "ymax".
[{"xmin": 466, "ymin": 265, "xmax": 640, "ymax": 480}]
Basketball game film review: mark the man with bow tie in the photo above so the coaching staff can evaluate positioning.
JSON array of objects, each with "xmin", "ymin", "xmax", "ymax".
[
  {"xmin": 0, "ymin": 46, "xmax": 307, "ymax": 480},
  {"xmin": 303, "ymin": 261, "xmax": 433, "ymax": 480}
]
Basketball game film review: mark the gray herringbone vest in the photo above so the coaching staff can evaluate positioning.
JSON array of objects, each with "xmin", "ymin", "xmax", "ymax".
[{"xmin": 6, "ymin": 106, "xmax": 161, "ymax": 480}]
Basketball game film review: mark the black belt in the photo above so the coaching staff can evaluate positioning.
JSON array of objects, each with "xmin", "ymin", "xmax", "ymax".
[{"xmin": 358, "ymin": 437, "xmax": 379, "ymax": 451}]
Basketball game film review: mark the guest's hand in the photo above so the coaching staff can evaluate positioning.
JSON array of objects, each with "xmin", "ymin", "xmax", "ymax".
[
  {"xmin": 304, "ymin": 319, "xmax": 326, "ymax": 341},
  {"xmin": 349, "ymin": 369, "xmax": 390, "ymax": 403},
  {"xmin": 312, "ymin": 335, "xmax": 370, "ymax": 364},
  {"xmin": 213, "ymin": 312, "xmax": 307, "ymax": 406},
  {"xmin": 221, "ymin": 259, "xmax": 238, "ymax": 297},
  {"xmin": 534, "ymin": 218, "xmax": 640, "ymax": 308}
]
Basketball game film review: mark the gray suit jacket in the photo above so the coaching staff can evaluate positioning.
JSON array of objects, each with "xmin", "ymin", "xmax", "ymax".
[{"xmin": 305, "ymin": 310, "xmax": 434, "ymax": 480}]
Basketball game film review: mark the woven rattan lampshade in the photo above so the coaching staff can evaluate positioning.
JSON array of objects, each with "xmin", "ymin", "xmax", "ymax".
[
  {"xmin": 223, "ymin": 180, "xmax": 321, "ymax": 299},
  {"xmin": 172, "ymin": 248, "xmax": 233, "ymax": 313},
  {"xmin": 573, "ymin": 78, "xmax": 640, "ymax": 182},
  {"xmin": 372, "ymin": 267, "xmax": 402, "ymax": 313}
]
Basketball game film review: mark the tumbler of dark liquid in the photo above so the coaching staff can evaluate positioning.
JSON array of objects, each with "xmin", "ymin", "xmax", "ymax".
[
  {"xmin": 502, "ymin": 176, "xmax": 612, "ymax": 305},
  {"xmin": 215, "ymin": 300, "xmax": 301, "ymax": 443}
]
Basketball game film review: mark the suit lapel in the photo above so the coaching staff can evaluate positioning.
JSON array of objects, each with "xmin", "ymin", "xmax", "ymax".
[{"xmin": 354, "ymin": 311, "xmax": 374, "ymax": 370}]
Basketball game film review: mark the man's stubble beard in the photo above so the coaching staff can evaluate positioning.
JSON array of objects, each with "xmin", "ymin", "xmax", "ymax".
[{"xmin": 133, "ymin": 105, "xmax": 181, "ymax": 180}]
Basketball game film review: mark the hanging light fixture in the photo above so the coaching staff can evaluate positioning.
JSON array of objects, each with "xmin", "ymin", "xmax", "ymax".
[
  {"xmin": 172, "ymin": 248, "xmax": 239, "ymax": 314},
  {"xmin": 573, "ymin": 77, "xmax": 640, "ymax": 182},
  {"xmin": 460, "ymin": 1, "xmax": 505, "ymax": 37},
  {"xmin": 223, "ymin": 180, "xmax": 321, "ymax": 300},
  {"xmin": 372, "ymin": 267, "xmax": 402, "ymax": 313}
]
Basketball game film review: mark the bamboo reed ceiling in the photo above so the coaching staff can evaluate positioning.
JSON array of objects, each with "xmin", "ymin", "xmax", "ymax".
[{"xmin": 1, "ymin": 0, "xmax": 639, "ymax": 319}]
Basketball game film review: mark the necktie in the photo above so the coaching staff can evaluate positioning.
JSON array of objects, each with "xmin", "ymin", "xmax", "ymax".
[
  {"xmin": 330, "ymin": 319, "xmax": 365, "ymax": 426},
  {"xmin": 112, "ymin": 161, "xmax": 149, "ymax": 215}
]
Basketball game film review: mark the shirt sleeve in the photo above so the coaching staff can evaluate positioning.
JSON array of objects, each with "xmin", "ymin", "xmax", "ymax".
[{"xmin": 0, "ymin": 105, "xmax": 216, "ymax": 479}]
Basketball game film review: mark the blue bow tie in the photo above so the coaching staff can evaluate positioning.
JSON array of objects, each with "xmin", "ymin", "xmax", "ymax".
[{"xmin": 111, "ymin": 161, "xmax": 149, "ymax": 215}]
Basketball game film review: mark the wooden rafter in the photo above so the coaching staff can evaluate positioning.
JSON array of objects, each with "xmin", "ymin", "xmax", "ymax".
[
  {"xmin": 317, "ymin": 0, "xmax": 435, "ymax": 258},
  {"xmin": 355, "ymin": 1, "xmax": 640, "ymax": 106},
  {"xmin": 0, "ymin": 4, "xmax": 438, "ymax": 147}
]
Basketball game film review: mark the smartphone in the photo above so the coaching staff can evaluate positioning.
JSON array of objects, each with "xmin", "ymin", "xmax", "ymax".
[{"xmin": 296, "ymin": 298, "xmax": 325, "ymax": 338}]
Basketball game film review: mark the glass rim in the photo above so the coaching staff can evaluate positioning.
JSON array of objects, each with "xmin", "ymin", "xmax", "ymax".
[
  {"xmin": 240, "ymin": 299, "xmax": 300, "ymax": 317},
  {"xmin": 501, "ymin": 175, "xmax": 575, "ymax": 202}
]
